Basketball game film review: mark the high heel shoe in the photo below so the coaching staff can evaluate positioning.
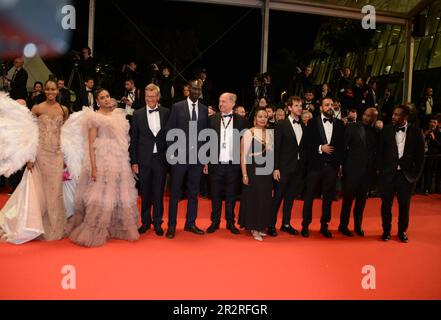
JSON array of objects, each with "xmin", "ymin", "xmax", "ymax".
[{"xmin": 252, "ymin": 230, "xmax": 263, "ymax": 241}]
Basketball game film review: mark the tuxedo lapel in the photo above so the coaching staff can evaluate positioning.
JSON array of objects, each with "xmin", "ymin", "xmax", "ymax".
[
  {"xmin": 359, "ymin": 123, "xmax": 367, "ymax": 147},
  {"xmin": 142, "ymin": 107, "xmax": 154, "ymax": 137},
  {"xmin": 183, "ymin": 100, "xmax": 191, "ymax": 121},
  {"xmin": 159, "ymin": 107, "xmax": 166, "ymax": 131},
  {"xmin": 317, "ymin": 117, "xmax": 327, "ymax": 145},
  {"xmin": 286, "ymin": 119, "xmax": 299, "ymax": 149}
]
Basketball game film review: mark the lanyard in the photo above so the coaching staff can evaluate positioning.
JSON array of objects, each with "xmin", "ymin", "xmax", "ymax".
[{"xmin": 221, "ymin": 116, "xmax": 233, "ymax": 149}]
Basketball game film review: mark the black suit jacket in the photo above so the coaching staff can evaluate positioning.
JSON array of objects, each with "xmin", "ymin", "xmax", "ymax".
[
  {"xmin": 304, "ymin": 116, "xmax": 345, "ymax": 171},
  {"xmin": 75, "ymin": 90, "xmax": 97, "ymax": 112},
  {"xmin": 129, "ymin": 106, "xmax": 170, "ymax": 167},
  {"xmin": 343, "ymin": 122, "xmax": 379, "ymax": 180},
  {"xmin": 378, "ymin": 124, "xmax": 425, "ymax": 184},
  {"xmin": 119, "ymin": 89, "xmax": 142, "ymax": 110},
  {"xmin": 208, "ymin": 113, "xmax": 249, "ymax": 164},
  {"xmin": 380, "ymin": 96, "xmax": 396, "ymax": 123},
  {"xmin": 10, "ymin": 68, "xmax": 28, "ymax": 100},
  {"xmin": 274, "ymin": 118, "xmax": 306, "ymax": 175},
  {"xmin": 166, "ymin": 99, "xmax": 209, "ymax": 164}
]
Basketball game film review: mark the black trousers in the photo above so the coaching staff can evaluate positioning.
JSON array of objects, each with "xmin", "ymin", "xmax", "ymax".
[
  {"xmin": 271, "ymin": 167, "xmax": 304, "ymax": 227},
  {"xmin": 168, "ymin": 164, "xmax": 203, "ymax": 227},
  {"xmin": 139, "ymin": 156, "xmax": 167, "ymax": 227},
  {"xmin": 424, "ymin": 157, "xmax": 441, "ymax": 192},
  {"xmin": 302, "ymin": 165, "xmax": 338, "ymax": 228},
  {"xmin": 339, "ymin": 171, "xmax": 371, "ymax": 230},
  {"xmin": 380, "ymin": 171, "xmax": 414, "ymax": 234},
  {"xmin": 209, "ymin": 163, "xmax": 241, "ymax": 224}
]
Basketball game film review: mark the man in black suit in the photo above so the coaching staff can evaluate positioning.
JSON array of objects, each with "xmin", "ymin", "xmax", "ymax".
[
  {"xmin": 204, "ymin": 93, "xmax": 249, "ymax": 235},
  {"xmin": 166, "ymin": 80, "xmax": 210, "ymax": 239},
  {"xmin": 417, "ymin": 87, "xmax": 439, "ymax": 129},
  {"xmin": 301, "ymin": 97, "xmax": 345, "ymax": 238},
  {"xmin": 120, "ymin": 79, "xmax": 142, "ymax": 114},
  {"xmin": 74, "ymin": 76, "xmax": 96, "ymax": 112},
  {"xmin": 269, "ymin": 96, "xmax": 305, "ymax": 237},
  {"xmin": 338, "ymin": 108, "xmax": 380, "ymax": 237},
  {"xmin": 380, "ymin": 88, "xmax": 395, "ymax": 125},
  {"xmin": 423, "ymin": 116, "xmax": 441, "ymax": 194},
  {"xmin": 6, "ymin": 57, "xmax": 28, "ymax": 100},
  {"xmin": 378, "ymin": 105, "xmax": 425, "ymax": 243},
  {"xmin": 56, "ymin": 78, "xmax": 71, "ymax": 110},
  {"xmin": 130, "ymin": 83, "xmax": 170, "ymax": 236}
]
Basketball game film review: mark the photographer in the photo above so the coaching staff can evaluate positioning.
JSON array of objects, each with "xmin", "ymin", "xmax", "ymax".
[
  {"xmin": 122, "ymin": 61, "xmax": 141, "ymax": 87},
  {"xmin": 423, "ymin": 116, "xmax": 441, "ymax": 194},
  {"xmin": 78, "ymin": 46, "xmax": 95, "ymax": 78}
]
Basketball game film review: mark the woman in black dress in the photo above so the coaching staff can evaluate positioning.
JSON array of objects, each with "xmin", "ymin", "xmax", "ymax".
[{"xmin": 239, "ymin": 108, "xmax": 274, "ymax": 241}]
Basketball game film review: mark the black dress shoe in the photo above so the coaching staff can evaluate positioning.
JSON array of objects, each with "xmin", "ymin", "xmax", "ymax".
[
  {"xmin": 398, "ymin": 232, "xmax": 409, "ymax": 243},
  {"xmin": 226, "ymin": 222, "xmax": 240, "ymax": 235},
  {"xmin": 281, "ymin": 224, "xmax": 299, "ymax": 235},
  {"xmin": 354, "ymin": 228, "xmax": 365, "ymax": 237},
  {"xmin": 138, "ymin": 224, "xmax": 151, "ymax": 234},
  {"xmin": 154, "ymin": 225, "xmax": 164, "ymax": 236},
  {"xmin": 166, "ymin": 227, "xmax": 176, "ymax": 239},
  {"xmin": 184, "ymin": 225, "xmax": 205, "ymax": 235},
  {"xmin": 267, "ymin": 226, "xmax": 277, "ymax": 237},
  {"xmin": 320, "ymin": 227, "xmax": 333, "ymax": 238},
  {"xmin": 301, "ymin": 227, "xmax": 309, "ymax": 238},
  {"xmin": 381, "ymin": 232, "xmax": 391, "ymax": 241},
  {"xmin": 206, "ymin": 223, "xmax": 220, "ymax": 234},
  {"xmin": 338, "ymin": 226, "xmax": 354, "ymax": 237}
]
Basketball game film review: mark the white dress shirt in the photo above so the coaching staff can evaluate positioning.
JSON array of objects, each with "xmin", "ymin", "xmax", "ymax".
[
  {"xmin": 146, "ymin": 106, "xmax": 161, "ymax": 153},
  {"xmin": 426, "ymin": 97, "xmax": 433, "ymax": 115},
  {"xmin": 319, "ymin": 114, "xmax": 333, "ymax": 154},
  {"xmin": 289, "ymin": 115, "xmax": 303, "ymax": 160},
  {"xmin": 219, "ymin": 112, "xmax": 234, "ymax": 163},
  {"xmin": 396, "ymin": 122, "xmax": 407, "ymax": 170},
  {"xmin": 187, "ymin": 97, "xmax": 198, "ymax": 120}
]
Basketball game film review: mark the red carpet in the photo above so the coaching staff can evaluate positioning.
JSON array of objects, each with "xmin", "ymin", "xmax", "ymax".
[{"xmin": 1, "ymin": 191, "xmax": 440, "ymax": 300}]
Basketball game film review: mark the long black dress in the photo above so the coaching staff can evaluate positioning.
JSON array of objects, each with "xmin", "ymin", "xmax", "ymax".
[{"xmin": 239, "ymin": 131, "xmax": 273, "ymax": 231}]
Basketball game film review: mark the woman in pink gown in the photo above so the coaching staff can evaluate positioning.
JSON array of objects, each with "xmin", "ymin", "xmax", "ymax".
[{"xmin": 67, "ymin": 88, "xmax": 139, "ymax": 247}]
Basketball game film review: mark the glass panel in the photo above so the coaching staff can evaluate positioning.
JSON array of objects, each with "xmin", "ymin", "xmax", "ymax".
[
  {"xmin": 392, "ymin": 43, "xmax": 405, "ymax": 73},
  {"xmin": 415, "ymin": 36, "xmax": 435, "ymax": 70},
  {"xmin": 378, "ymin": 25, "xmax": 391, "ymax": 49},
  {"xmin": 301, "ymin": 0, "xmax": 423, "ymax": 15},
  {"xmin": 429, "ymin": 33, "xmax": 441, "ymax": 68},
  {"xmin": 372, "ymin": 48, "xmax": 385, "ymax": 76},
  {"xmin": 389, "ymin": 27, "xmax": 402, "ymax": 45},
  {"xmin": 382, "ymin": 45, "xmax": 397, "ymax": 75},
  {"xmin": 426, "ymin": 1, "xmax": 441, "ymax": 35}
]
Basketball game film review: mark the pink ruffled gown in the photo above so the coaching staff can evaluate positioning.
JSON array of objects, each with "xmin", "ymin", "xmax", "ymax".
[{"xmin": 67, "ymin": 109, "xmax": 139, "ymax": 247}]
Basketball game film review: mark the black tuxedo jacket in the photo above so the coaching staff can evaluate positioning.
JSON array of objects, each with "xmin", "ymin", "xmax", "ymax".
[
  {"xmin": 380, "ymin": 95, "xmax": 396, "ymax": 123},
  {"xmin": 378, "ymin": 124, "xmax": 425, "ymax": 184},
  {"xmin": 119, "ymin": 89, "xmax": 142, "ymax": 110},
  {"xmin": 304, "ymin": 116, "xmax": 345, "ymax": 171},
  {"xmin": 130, "ymin": 106, "xmax": 170, "ymax": 167},
  {"xmin": 343, "ymin": 122, "xmax": 379, "ymax": 180},
  {"xmin": 10, "ymin": 68, "xmax": 28, "ymax": 100},
  {"xmin": 75, "ymin": 89, "xmax": 97, "ymax": 112},
  {"xmin": 208, "ymin": 113, "xmax": 249, "ymax": 164},
  {"xmin": 274, "ymin": 118, "xmax": 306, "ymax": 175},
  {"xmin": 166, "ymin": 99, "xmax": 209, "ymax": 164}
]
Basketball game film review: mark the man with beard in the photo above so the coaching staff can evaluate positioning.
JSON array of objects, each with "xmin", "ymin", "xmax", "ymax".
[
  {"xmin": 378, "ymin": 105, "xmax": 425, "ymax": 243},
  {"xmin": 338, "ymin": 108, "xmax": 380, "ymax": 237},
  {"xmin": 301, "ymin": 98, "xmax": 345, "ymax": 238}
]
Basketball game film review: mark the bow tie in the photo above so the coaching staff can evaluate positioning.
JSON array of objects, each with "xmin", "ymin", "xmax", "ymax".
[
  {"xmin": 292, "ymin": 119, "xmax": 300, "ymax": 125},
  {"xmin": 395, "ymin": 126, "xmax": 406, "ymax": 133},
  {"xmin": 149, "ymin": 109, "xmax": 159, "ymax": 114},
  {"xmin": 222, "ymin": 114, "xmax": 233, "ymax": 118},
  {"xmin": 323, "ymin": 117, "xmax": 332, "ymax": 123}
]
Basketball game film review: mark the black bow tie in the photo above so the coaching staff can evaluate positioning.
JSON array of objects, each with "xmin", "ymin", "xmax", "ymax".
[
  {"xmin": 323, "ymin": 117, "xmax": 332, "ymax": 123},
  {"xmin": 292, "ymin": 119, "xmax": 300, "ymax": 125},
  {"xmin": 222, "ymin": 114, "xmax": 233, "ymax": 118},
  {"xmin": 149, "ymin": 109, "xmax": 159, "ymax": 114},
  {"xmin": 395, "ymin": 126, "xmax": 406, "ymax": 133}
]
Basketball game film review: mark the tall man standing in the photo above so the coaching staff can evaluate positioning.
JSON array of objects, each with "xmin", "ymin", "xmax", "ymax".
[
  {"xmin": 301, "ymin": 98, "xmax": 345, "ymax": 238},
  {"xmin": 378, "ymin": 105, "xmax": 425, "ymax": 243},
  {"xmin": 130, "ymin": 84, "xmax": 170, "ymax": 236},
  {"xmin": 5, "ymin": 57, "xmax": 28, "ymax": 100},
  {"xmin": 205, "ymin": 93, "xmax": 249, "ymax": 234},
  {"xmin": 269, "ymin": 96, "xmax": 305, "ymax": 237},
  {"xmin": 338, "ymin": 108, "xmax": 380, "ymax": 237},
  {"xmin": 166, "ymin": 80, "xmax": 209, "ymax": 239}
]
